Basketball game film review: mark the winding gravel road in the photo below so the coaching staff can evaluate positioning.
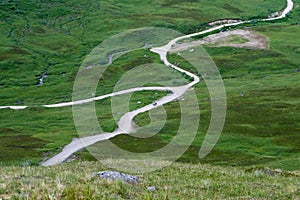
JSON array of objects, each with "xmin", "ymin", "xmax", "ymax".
[
  {"xmin": 41, "ymin": 0, "xmax": 294, "ymax": 166},
  {"xmin": 0, "ymin": 0, "xmax": 293, "ymax": 166}
]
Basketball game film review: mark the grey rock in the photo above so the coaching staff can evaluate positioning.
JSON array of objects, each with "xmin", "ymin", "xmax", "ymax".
[
  {"xmin": 254, "ymin": 168, "xmax": 283, "ymax": 177},
  {"xmin": 94, "ymin": 171, "xmax": 138, "ymax": 184},
  {"xmin": 254, "ymin": 170, "xmax": 264, "ymax": 177},
  {"xmin": 147, "ymin": 186, "xmax": 156, "ymax": 191}
]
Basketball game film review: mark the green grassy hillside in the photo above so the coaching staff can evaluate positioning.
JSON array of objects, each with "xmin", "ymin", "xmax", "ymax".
[
  {"xmin": 0, "ymin": 0, "xmax": 300, "ymax": 171},
  {"xmin": 0, "ymin": 0, "xmax": 286, "ymax": 105}
]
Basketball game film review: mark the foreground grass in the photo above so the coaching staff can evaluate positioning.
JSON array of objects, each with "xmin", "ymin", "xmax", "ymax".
[{"xmin": 0, "ymin": 161, "xmax": 299, "ymax": 199}]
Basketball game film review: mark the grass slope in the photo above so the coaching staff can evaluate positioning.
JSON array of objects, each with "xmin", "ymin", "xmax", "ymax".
[
  {"xmin": 131, "ymin": 3, "xmax": 300, "ymax": 170},
  {"xmin": 0, "ymin": 0, "xmax": 300, "ymax": 170},
  {"xmin": 0, "ymin": 0, "xmax": 285, "ymax": 105},
  {"xmin": 1, "ymin": 161, "xmax": 300, "ymax": 199}
]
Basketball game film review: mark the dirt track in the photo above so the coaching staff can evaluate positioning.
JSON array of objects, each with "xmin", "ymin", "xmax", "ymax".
[
  {"xmin": 171, "ymin": 29, "xmax": 269, "ymax": 52},
  {"xmin": 5, "ymin": 0, "xmax": 292, "ymax": 166}
]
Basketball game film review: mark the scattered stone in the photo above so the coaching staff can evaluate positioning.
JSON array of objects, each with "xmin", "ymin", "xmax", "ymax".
[
  {"xmin": 250, "ymin": 167, "xmax": 300, "ymax": 177},
  {"xmin": 147, "ymin": 186, "xmax": 156, "ymax": 191},
  {"xmin": 254, "ymin": 170, "xmax": 264, "ymax": 177},
  {"xmin": 268, "ymin": 11, "xmax": 280, "ymax": 18},
  {"xmin": 285, "ymin": 171, "xmax": 300, "ymax": 177},
  {"xmin": 85, "ymin": 65, "xmax": 93, "ymax": 69},
  {"xmin": 251, "ymin": 168, "xmax": 283, "ymax": 176},
  {"xmin": 94, "ymin": 171, "xmax": 138, "ymax": 184},
  {"xmin": 65, "ymin": 154, "xmax": 79, "ymax": 163},
  {"xmin": 143, "ymin": 43, "xmax": 151, "ymax": 48},
  {"xmin": 209, "ymin": 19, "xmax": 242, "ymax": 26}
]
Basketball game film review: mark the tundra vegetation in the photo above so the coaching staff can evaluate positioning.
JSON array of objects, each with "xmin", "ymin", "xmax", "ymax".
[{"xmin": 0, "ymin": 0, "xmax": 299, "ymax": 181}]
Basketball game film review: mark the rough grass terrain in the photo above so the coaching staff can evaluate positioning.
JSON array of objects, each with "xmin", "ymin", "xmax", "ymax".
[
  {"xmin": 131, "ymin": 2, "xmax": 300, "ymax": 170},
  {"xmin": 1, "ymin": 0, "xmax": 300, "ymax": 198},
  {"xmin": 0, "ymin": 0, "xmax": 286, "ymax": 105},
  {"xmin": 0, "ymin": 161, "xmax": 299, "ymax": 199},
  {"xmin": 132, "ymin": 23, "xmax": 300, "ymax": 170},
  {"xmin": 0, "ymin": 0, "xmax": 300, "ymax": 170}
]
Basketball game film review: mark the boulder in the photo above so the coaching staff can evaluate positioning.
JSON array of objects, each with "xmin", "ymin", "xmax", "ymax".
[{"xmin": 94, "ymin": 171, "xmax": 138, "ymax": 184}]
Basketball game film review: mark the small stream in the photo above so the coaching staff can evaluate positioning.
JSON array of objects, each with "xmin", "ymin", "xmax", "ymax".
[
  {"xmin": 37, "ymin": 67, "xmax": 49, "ymax": 86},
  {"xmin": 38, "ymin": 73, "xmax": 48, "ymax": 86}
]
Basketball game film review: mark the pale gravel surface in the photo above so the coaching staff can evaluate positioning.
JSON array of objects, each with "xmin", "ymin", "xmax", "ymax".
[{"xmin": 171, "ymin": 29, "xmax": 269, "ymax": 52}]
